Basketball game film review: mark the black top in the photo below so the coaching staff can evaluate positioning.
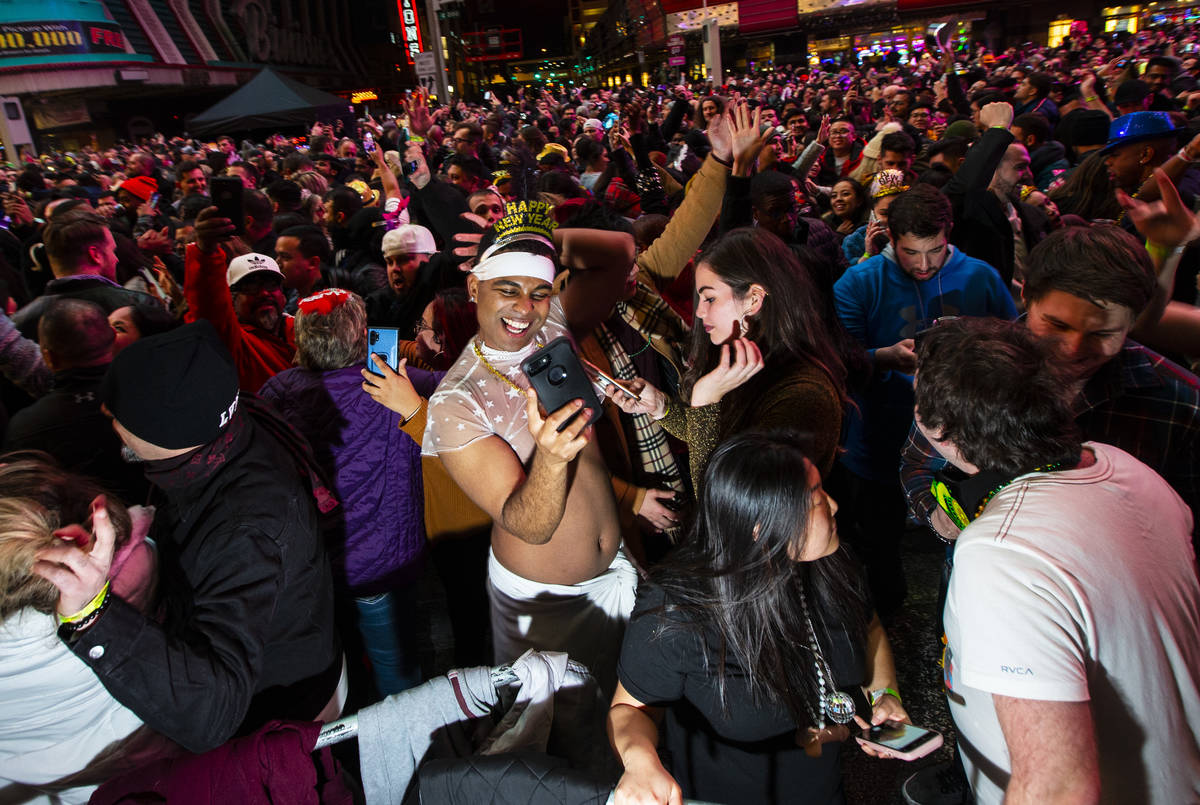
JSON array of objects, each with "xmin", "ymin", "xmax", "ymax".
[
  {"xmin": 617, "ymin": 583, "xmax": 867, "ymax": 805},
  {"xmin": 2, "ymin": 364, "xmax": 148, "ymax": 502}
]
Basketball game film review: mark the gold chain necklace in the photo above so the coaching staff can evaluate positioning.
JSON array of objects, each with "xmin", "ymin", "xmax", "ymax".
[{"xmin": 473, "ymin": 339, "xmax": 525, "ymax": 393}]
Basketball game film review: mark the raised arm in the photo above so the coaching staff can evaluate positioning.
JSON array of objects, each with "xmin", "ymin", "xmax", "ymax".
[
  {"xmin": 183, "ymin": 209, "xmax": 242, "ymax": 357},
  {"xmin": 556, "ymin": 227, "xmax": 637, "ymax": 339},
  {"xmin": 944, "ymin": 104, "xmax": 1015, "ymax": 197}
]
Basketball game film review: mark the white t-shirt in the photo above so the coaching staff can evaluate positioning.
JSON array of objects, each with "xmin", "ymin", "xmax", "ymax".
[
  {"xmin": 423, "ymin": 296, "xmax": 580, "ymax": 461},
  {"xmin": 0, "ymin": 608, "xmax": 144, "ymax": 804},
  {"xmin": 944, "ymin": 442, "xmax": 1200, "ymax": 804}
]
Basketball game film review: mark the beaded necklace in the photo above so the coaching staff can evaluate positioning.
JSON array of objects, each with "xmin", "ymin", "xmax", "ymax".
[{"xmin": 798, "ymin": 586, "xmax": 856, "ymax": 729}]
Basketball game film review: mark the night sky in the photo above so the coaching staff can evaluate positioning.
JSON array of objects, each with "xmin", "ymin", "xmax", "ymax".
[{"xmin": 467, "ymin": 0, "xmax": 571, "ymax": 55}]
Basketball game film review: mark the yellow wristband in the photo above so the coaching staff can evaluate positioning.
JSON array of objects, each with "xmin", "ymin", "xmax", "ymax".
[
  {"xmin": 60, "ymin": 580, "xmax": 110, "ymax": 623},
  {"xmin": 1145, "ymin": 240, "xmax": 1184, "ymax": 263}
]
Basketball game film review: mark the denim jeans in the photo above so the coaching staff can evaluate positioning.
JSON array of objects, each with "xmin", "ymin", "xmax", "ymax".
[{"xmin": 354, "ymin": 588, "xmax": 421, "ymax": 696}]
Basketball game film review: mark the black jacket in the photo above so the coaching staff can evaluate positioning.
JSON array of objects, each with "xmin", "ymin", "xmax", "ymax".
[
  {"xmin": 365, "ymin": 250, "xmax": 461, "ymax": 337},
  {"xmin": 2, "ymin": 364, "xmax": 147, "ymax": 501},
  {"xmin": 944, "ymin": 127, "xmax": 1044, "ymax": 289},
  {"xmin": 11, "ymin": 275, "xmax": 159, "ymax": 339},
  {"xmin": 66, "ymin": 406, "xmax": 339, "ymax": 753}
]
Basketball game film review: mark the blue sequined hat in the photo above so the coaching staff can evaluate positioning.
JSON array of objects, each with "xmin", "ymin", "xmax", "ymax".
[{"xmin": 1099, "ymin": 111, "xmax": 1186, "ymax": 155}]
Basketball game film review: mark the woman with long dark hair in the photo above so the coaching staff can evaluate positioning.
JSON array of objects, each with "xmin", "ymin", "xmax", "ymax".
[
  {"xmin": 609, "ymin": 430, "xmax": 907, "ymax": 804},
  {"xmin": 822, "ymin": 177, "xmax": 870, "ymax": 239},
  {"xmin": 608, "ymin": 227, "xmax": 849, "ymax": 490}
]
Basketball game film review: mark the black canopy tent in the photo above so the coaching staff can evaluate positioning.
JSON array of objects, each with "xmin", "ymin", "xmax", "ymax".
[{"xmin": 188, "ymin": 68, "xmax": 352, "ymax": 136}]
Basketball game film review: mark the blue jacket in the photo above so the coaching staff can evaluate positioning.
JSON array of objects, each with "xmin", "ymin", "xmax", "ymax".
[
  {"xmin": 260, "ymin": 364, "xmax": 441, "ymax": 595},
  {"xmin": 833, "ymin": 246, "xmax": 1017, "ymax": 480}
]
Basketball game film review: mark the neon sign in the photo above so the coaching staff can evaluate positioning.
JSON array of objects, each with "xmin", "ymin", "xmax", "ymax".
[{"xmin": 398, "ymin": 0, "xmax": 423, "ymax": 64}]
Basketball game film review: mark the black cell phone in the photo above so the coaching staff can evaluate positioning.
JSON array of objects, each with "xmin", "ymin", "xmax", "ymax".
[
  {"xmin": 210, "ymin": 176, "xmax": 244, "ymax": 235},
  {"xmin": 520, "ymin": 336, "xmax": 604, "ymax": 432}
]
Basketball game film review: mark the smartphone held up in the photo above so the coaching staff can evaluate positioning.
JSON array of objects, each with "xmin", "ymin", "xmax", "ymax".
[{"xmin": 520, "ymin": 337, "xmax": 604, "ymax": 432}]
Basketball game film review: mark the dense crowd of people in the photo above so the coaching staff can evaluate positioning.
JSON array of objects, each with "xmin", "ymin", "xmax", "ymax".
[{"xmin": 2, "ymin": 21, "xmax": 1200, "ymax": 805}]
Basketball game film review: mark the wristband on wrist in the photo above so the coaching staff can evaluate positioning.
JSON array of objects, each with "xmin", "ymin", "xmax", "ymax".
[
  {"xmin": 869, "ymin": 687, "xmax": 902, "ymax": 707},
  {"xmin": 1145, "ymin": 240, "xmax": 1185, "ymax": 262},
  {"xmin": 710, "ymin": 153, "xmax": 732, "ymax": 167},
  {"xmin": 1179, "ymin": 147, "xmax": 1196, "ymax": 163},
  {"xmin": 60, "ymin": 580, "xmax": 110, "ymax": 624},
  {"xmin": 1084, "ymin": 96, "xmax": 1099, "ymax": 103},
  {"xmin": 657, "ymin": 398, "xmax": 670, "ymax": 421}
]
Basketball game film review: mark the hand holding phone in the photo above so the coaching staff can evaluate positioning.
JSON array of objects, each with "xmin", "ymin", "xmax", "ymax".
[
  {"xmin": 366, "ymin": 327, "xmax": 400, "ymax": 376},
  {"xmin": 210, "ymin": 176, "xmax": 245, "ymax": 236},
  {"xmin": 581, "ymin": 358, "xmax": 641, "ymax": 401},
  {"xmin": 521, "ymin": 337, "xmax": 603, "ymax": 432},
  {"xmin": 856, "ymin": 721, "xmax": 943, "ymax": 761}
]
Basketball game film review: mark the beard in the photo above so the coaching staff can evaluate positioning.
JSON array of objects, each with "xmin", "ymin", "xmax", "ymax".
[{"xmin": 253, "ymin": 304, "xmax": 281, "ymax": 333}]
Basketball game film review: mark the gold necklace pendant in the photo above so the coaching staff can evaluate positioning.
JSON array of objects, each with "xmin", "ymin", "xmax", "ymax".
[{"xmin": 473, "ymin": 339, "xmax": 523, "ymax": 393}]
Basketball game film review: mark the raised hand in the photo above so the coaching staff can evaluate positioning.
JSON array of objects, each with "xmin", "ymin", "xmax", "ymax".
[
  {"xmin": 193, "ymin": 206, "xmax": 235, "ymax": 254},
  {"xmin": 689, "ymin": 337, "xmax": 764, "ymax": 407},
  {"xmin": 727, "ymin": 102, "xmax": 769, "ymax": 175},
  {"xmin": 33, "ymin": 495, "xmax": 116, "ymax": 617},
  {"xmin": 525, "ymin": 388, "xmax": 592, "ymax": 466},
  {"xmin": 1119, "ymin": 168, "xmax": 1200, "ymax": 249}
]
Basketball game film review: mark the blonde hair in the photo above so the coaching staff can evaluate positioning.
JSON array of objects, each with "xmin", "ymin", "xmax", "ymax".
[
  {"xmin": 292, "ymin": 170, "xmax": 329, "ymax": 197},
  {"xmin": 0, "ymin": 454, "xmax": 131, "ymax": 622},
  {"xmin": 0, "ymin": 498, "xmax": 59, "ymax": 620}
]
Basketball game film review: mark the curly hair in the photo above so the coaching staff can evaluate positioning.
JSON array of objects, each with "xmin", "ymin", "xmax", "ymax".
[
  {"xmin": 914, "ymin": 318, "xmax": 1081, "ymax": 476},
  {"xmin": 294, "ymin": 291, "xmax": 368, "ymax": 371}
]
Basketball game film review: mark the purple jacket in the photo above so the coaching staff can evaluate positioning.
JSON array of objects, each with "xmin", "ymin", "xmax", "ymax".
[{"xmin": 260, "ymin": 365, "xmax": 441, "ymax": 596}]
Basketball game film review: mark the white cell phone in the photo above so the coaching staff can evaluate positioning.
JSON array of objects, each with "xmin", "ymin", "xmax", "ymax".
[
  {"xmin": 580, "ymin": 358, "xmax": 641, "ymax": 401},
  {"xmin": 856, "ymin": 722, "xmax": 943, "ymax": 761}
]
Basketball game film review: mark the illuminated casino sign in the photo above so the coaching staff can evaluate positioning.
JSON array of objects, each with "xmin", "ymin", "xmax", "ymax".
[
  {"xmin": 398, "ymin": 0, "xmax": 423, "ymax": 64},
  {"xmin": 0, "ymin": 19, "xmax": 125, "ymax": 57}
]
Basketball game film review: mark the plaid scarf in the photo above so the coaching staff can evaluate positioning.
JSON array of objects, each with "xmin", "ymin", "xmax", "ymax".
[{"xmin": 597, "ymin": 282, "xmax": 689, "ymax": 518}]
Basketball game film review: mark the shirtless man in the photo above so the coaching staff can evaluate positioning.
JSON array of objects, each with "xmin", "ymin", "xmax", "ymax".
[{"xmin": 423, "ymin": 203, "xmax": 636, "ymax": 691}]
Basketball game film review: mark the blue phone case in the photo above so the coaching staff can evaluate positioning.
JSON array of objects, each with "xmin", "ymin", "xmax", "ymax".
[{"xmin": 366, "ymin": 327, "xmax": 400, "ymax": 376}]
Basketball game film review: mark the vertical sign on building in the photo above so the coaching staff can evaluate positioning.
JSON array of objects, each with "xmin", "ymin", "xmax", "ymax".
[
  {"xmin": 398, "ymin": 0, "xmax": 423, "ymax": 64},
  {"xmin": 667, "ymin": 33, "xmax": 685, "ymax": 67}
]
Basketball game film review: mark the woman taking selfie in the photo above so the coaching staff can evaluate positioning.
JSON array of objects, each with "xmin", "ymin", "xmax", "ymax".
[
  {"xmin": 607, "ymin": 226, "xmax": 850, "ymax": 490},
  {"xmin": 608, "ymin": 430, "xmax": 907, "ymax": 804}
]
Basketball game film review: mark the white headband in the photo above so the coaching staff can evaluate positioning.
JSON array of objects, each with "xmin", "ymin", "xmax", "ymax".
[{"xmin": 471, "ymin": 251, "xmax": 555, "ymax": 284}]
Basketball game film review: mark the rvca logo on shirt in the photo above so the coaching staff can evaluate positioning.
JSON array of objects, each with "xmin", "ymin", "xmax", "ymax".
[{"xmin": 1001, "ymin": 665, "xmax": 1034, "ymax": 676}]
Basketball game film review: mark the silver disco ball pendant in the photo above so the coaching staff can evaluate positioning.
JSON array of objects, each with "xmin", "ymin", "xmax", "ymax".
[{"xmin": 823, "ymin": 690, "xmax": 856, "ymax": 724}]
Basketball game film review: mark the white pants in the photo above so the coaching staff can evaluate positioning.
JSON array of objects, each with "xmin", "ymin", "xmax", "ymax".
[{"xmin": 488, "ymin": 548, "xmax": 637, "ymax": 696}]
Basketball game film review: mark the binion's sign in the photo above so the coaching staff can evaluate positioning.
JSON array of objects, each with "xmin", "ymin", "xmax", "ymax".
[{"xmin": 398, "ymin": 0, "xmax": 423, "ymax": 64}]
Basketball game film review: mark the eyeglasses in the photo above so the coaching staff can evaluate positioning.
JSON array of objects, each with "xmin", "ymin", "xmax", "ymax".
[
  {"xmin": 453, "ymin": 137, "xmax": 474, "ymax": 145},
  {"xmin": 412, "ymin": 317, "xmax": 442, "ymax": 345}
]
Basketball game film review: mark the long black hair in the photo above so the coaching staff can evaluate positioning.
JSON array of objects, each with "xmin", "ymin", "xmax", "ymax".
[
  {"xmin": 684, "ymin": 228, "xmax": 849, "ymax": 431},
  {"xmin": 649, "ymin": 430, "xmax": 871, "ymax": 724}
]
